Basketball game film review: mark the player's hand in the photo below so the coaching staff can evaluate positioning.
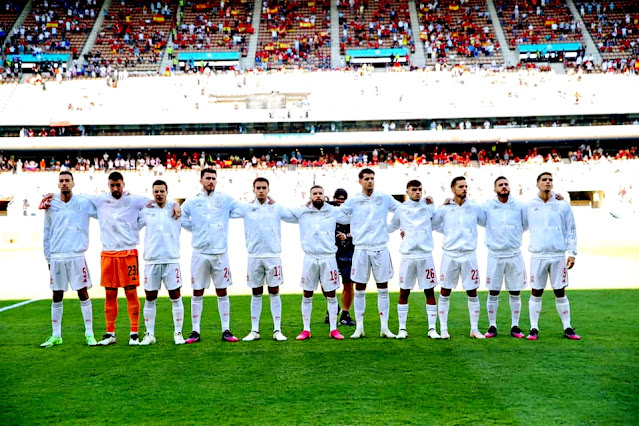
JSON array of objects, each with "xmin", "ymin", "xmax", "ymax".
[
  {"xmin": 566, "ymin": 256, "xmax": 575, "ymax": 269},
  {"xmin": 267, "ymin": 196, "xmax": 275, "ymax": 205},
  {"xmin": 400, "ymin": 230, "xmax": 405, "ymax": 239},
  {"xmin": 424, "ymin": 196, "xmax": 434, "ymax": 204},
  {"xmin": 554, "ymin": 192, "xmax": 565, "ymax": 201},
  {"xmin": 39, "ymin": 193, "xmax": 54, "ymax": 210},
  {"xmin": 336, "ymin": 231, "xmax": 347, "ymax": 241},
  {"xmin": 146, "ymin": 201, "xmax": 155, "ymax": 208},
  {"xmin": 171, "ymin": 202, "xmax": 182, "ymax": 219},
  {"xmin": 444, "ymin": 198, "xmax": 453, "ymax": 205}
]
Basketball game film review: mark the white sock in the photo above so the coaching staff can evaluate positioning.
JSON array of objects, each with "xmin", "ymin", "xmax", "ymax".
[
  {"xmin": 301, "ymin": 296, "xmax": 313, "ymax": 332},
  {"xmin": 269, "ymin": 293, "xmax": 282, "ymax": 332},
  {"xmin": 327, "ymin": 296, "xmax": 338, "ymax": 331},
  {"xmin": 438, "ymin": 295, "xmax": 450, "ymax": 332},
  {"xmin": 51, "ymin": 301, "xmax": 63, "ymax": 338},
  {"xmin": 426, "ymin": 304, "xmax": 437, "ymax": 330},
  {"xmin": 378, "ymin": 288, "xmax": 390, "ymax": 329},
  {"xmin": 468, "ymin": 296, "xmax": 480, "ymax": 331},
  {"xmin": 143, "ymin": 299, "xmax": 157, "ymax": 335},
  {"xmin": 354, "ymin": 290, "xmax": 366, "ymax": 330},
  {"xmin": 191, "ymin": 295, "xmax": 203, "ymax": 334},
  {"xmin": 555, "ymin": 296, "xmax": 572, "ymax": 330},
  {"xmin": 509, "ymin": 294, "xmax": 521, "ymax": 328},
  {"xmin": 529, "ymin": 295, "xmax": 542, "ymax": 330},
  {"xmin": 397, "ymin": 303, "xmax": 408, "ymax": 330},
  {"xmin": 80, "ymin": 299, "xmax": 93, "ymax": 335},
  {"xmin": 487, "ymin": 295, "xmax": 499, "ymax": 328},
  {"xmin": 250, "ymin": 295, "xmax": 262, "ymax": 332},
  {"xmin": 217, "ymin": 295, "xmax": 230, "ymax": 332},
  {"xmin": 171, "ymin": 297, "xmax": 184, "ymax": 333}
]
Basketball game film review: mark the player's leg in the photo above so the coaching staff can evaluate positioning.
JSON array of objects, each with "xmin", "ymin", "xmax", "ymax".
[
  {"xmin": 41, "ymin": 288, "xmax": 64, "ymax": 348},
  {"xmin": 338, "ymin": 256, "xmax": 355, "ymax": 325},
  {"xmin": 97, "ymin": 254, "xmax": 119, "ymax": 345},
  {"xmin": 266, "ymin": 258, "xmax": 286, "ymax": 341},
  {"xmin": 396, "ymin": 257, "xmax": 413, "ymax": 338},
  {"xmin": 168, "ymin": 287, "xmax": 185, "ymax": 344},
  {"xmin": 67, "ymin": 257, "xmax": 96, "ymax": 345},
  {"xmin": 350, "ymin": 248, "xmax": 370, "ymax": 339},
  {"xmin": 297, "ymin": 256, "xmax": 318, "ymax": 340},
  {"xmin": 506, "ymin": 254, "xmax": 527, "ymax": 338},
  {"xmin": 371, "ymin": 248, "xmax": 394, "ymax": 338},
  {"xmin": 76, "ymin": 287, "xmax": 96, "ymax": 346},
  {"xmin": 187, "ymin": 253, "xmax": 210, "ymax": 344},
  {"xmin": 140, "ymin": 290, "xmax": 158, "ymax": 345},
  {"xmin": 122, "ymin": 253, "xmax": 141, "ymax": 346},
  {"xmin": 461, "ymin": 253, "xmax": 483, "ymax": 339},
  {"xmin": 485, "ymin": 255, "xmax": 502, "ymax": 337},
  {"xmin": 550, "ymin": 259, "xmax": 580, "ymax": 340},
  {"xmin": 397, "ymin": 289, "xmax": 410, "ymax": 339},
  {"xmin": 244, "ymin": 258, "xmax": 265, "ymax": 341},
  {"xmin": 422, "ymin": 257, "xmax": 440, "ymax": 339},
  {"xmin": 321, "ymin": 257, "xmax": 343, "ymax": 339},
  {"xmin": 297, "ymin": 290, "xmax": 314, "ymax": 340},
  {"xmin": 438, "ymin": 253, "xmax": 459, "ymax": 340},
  {"xmin": 213, "ymin": 253, "xmax": 237, "ymax": 342},
  {"xmin": 527, "ymin": 257, "xmax": 548, "ymax": 340}
]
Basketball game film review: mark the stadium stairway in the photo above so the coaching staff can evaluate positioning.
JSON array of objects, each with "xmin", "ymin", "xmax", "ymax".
[
  {"xmin": 408, "ymin": 0, "xmax": 426, "ymax": 67},
  {"xmin": 2, "ymin": 0, "xmax": 32, "ymax": 52},
  {"xmin": 330, "ymin": 0, "xmax": 341, "ymax": 68},
  {"xmin": 243, "ymin": 0, "xmax": 263, "ymax": 69},
  {"xmin": 79, "ymin": 0, "xmax": 112, "ymax": 66},
  {"xmin": 159, "ymin": 0, "xmax": 179, "ymax": 72},
  {"xmin": 486, "ymin": 0, "xmax": 518, "ymax": 66},
  {"xmin": 565, "ymin": 0, "xmax": 602, "ymax": 64}
]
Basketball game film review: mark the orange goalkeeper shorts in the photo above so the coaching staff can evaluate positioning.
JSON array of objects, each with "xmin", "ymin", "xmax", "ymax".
[{"xmin": 100, "ymin": 250, "xmax": 140, "ymax": 288}]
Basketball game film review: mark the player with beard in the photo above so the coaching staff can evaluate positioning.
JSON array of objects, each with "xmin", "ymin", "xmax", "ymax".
[
  {"xmin": 288, "ymin": 186, "xmax": 347, "ymax": 340},
  {"xmin": 432, "ymin": 176, "xmax": 487, "ymax": 339}
]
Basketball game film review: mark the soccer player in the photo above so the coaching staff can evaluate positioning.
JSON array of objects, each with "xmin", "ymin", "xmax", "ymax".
[
  {"xmin": 181, "ymin": 168, "xmax": 240, "ymax": 343},
  {"xmin": 232, "ymin": 177, "xmax": 293, "ymax": 342},
  {"xmin": 525, "ymin": 172, "xmax": 580, "ymax": 341},
  {"xmin": 289, "ymin": 185, "xmax": 346, "ymax": 340},
  {"xmin": 41, "ymin": 171, "xmax": 98, "ymax": 347},
  {"xmin": 138, "ymin": 180, "xmax": 185, "ymax": 345},
  {"xmin": 388, "ymin": 180, "xmax": 441, "ymax": 339},
  {"xmin": 329, "ymin": 188, "xmax": 355, "ymax": 326},
  {"xmin": 482, "ymin": 176, "xmax": 528, "ymax": 339},
  {"xmin": 338, "ymin": 168, "xmax": 400, "ymax": 339},
  {"xmin": 433, "ymin": 176, "xmax": 487, "ymax": 339}
]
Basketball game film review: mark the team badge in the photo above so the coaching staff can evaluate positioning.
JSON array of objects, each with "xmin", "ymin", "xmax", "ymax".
[{"xmin": 375, "ymin": 198, "xmax": 382, "ymax": 205}]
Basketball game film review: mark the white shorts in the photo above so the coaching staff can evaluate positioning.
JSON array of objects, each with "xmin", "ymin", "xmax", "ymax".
[
  {"xmin": 398, "ymin": 256, "xmax": 437, "ymax": 290},
  {"xmin": 144, "ymin": 263, "xmax": 182, "ymax": 292},
  {"xmin": 350, "ymin": 247, "xmax": 393, "ymax": 285},
  {"xmin": 439, "ymin": 252, "xmax": 480, "ymax": 291},
  {"xmin": 529, "ymin": 257, "xmax": 569, "ymax": 290},
  {"xmin": 49, "ymin": 257, "xmax": 92, "ymax": 292},
  {"xmin": 300, "ymin": 256, "xmax": 340, "ymax": 293},
  {"xmin": 190, "ymin": 252, "xmax": 232, "ymax": 290},
  {"xmin": 247, "ymin": 257, "xmax": 283, "ymax": 288},
  {"xmin": 485, "ymin": 253, "xmax": 527, "ymax": 292}
]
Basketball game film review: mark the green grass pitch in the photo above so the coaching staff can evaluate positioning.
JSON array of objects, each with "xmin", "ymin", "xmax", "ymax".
[{"xmin": 1, "ymin": 290, "xmax": 637, "ymax": 425}]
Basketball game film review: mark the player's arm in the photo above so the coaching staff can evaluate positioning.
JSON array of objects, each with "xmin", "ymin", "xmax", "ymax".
[
  {"xmin": 137, "ymin": 209, "xmax": 147, "ymax": 230},
  {"xmin": 43, "ymin": 210, "xmax": 52, "ymax": 264},
  {"xmin": 431, "ymin": 205, "xmax": 445, "ymax": 233},
  {"xmin": 279, "ymin": 205, "xmax": 298, "ymax": 224},
  {"xmin": 230, "ymin": 201, "xmax": 248, "ymax": 219},
  {"xmin": 477, "ymin": 203, "xmax": 487, "ymax": 228},
  {"xmin": 520, "ymin": 201, "xmax": 529, "ymax": 232},
  {"xmin": 180, "ymin": 200, "xmax": 193, "ymax": 232},
  {"xmin": 335, "ymin": 199, "xmax": 352, "ymax": 225},
  {"xmin": 387, "ymin": 210, "xmax": 400, "ymax": 233},
  {"xmin": 563, "ymin": 203, "xmax": 578, "ymax": 267},
  {"xmin": 388, "ymin": 194, "xmax": 401, "ymax": 212}
]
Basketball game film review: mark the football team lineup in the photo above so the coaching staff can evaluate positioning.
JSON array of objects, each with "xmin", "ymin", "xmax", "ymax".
[{"xmin": 10, "ymin": 165, "xmax": 637, "ymax": 349}]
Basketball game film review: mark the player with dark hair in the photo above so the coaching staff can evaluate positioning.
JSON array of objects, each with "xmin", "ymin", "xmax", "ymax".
[{"xmin": 41, "ymin": 171, "xmax": 98, "ymax": 347}]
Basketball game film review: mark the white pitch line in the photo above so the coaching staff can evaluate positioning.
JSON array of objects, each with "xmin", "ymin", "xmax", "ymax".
[{"xmin": 0, "ymin": 298, "xmax": 43, "ymax": 313}]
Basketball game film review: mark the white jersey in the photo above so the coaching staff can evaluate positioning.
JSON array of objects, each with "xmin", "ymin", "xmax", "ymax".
[
  {"xmin": 339, "ymin": 191, "xmax": 400, "ymax": 250},
  {"xmin": 138, "ymin": 203, "xmax": 181, "ymax": 264},
  {"xmin": 388, "ymin": 199, "xmax": 436, "ymax": 258},
  {"xmin": 43, "ymin": 194, "xmax": 96, "ymax": 262},
  {"xmin": 87, "ymin": 192, "xmax": 149, "ymax": 251},
  {"xmin": 231, "ymin": 199, "xmax": 295, "ymax": 258},
  {"xmin": 290, "ymin": 203, "xmax": 343, "ymax": 256},
  {"xmin": 181, "ymin": 190, "xmax": 239, "ymax": 255},
  {"xmin": 526, "ymin": 195, "xmax": 577, "ymax": 258},
  {"xmin": 483, "ymin": 196, "xmax": 528, "ymax": 257},
  {"xmin": 433, "ymin": 199, "xmax": 486, "ymax": 253}
]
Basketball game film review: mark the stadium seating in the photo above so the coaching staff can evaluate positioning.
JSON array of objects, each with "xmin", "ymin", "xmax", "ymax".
[
  {"xmin": 256, "ymin": 0, "xmax": 332, "ymax": 69},
  {"xmin": 176, "ymin": 0, "xmax": 254, "ymax": 56},
  {"xmin": 93, "ymin": 0, "xmax": 178, "ymax": 73},
  {"xmin": 574, "ymin": 0, "xmax": 639, "ymax": 62},
  {"xmin": 0, "ymin": 1, "xmax": 25, "ymax": 47},
  {"xmin": 495, "ymin": 0, "xmax": 582, "ymax": 48},
  {"xmin": 7, "ymin": 0, "xmax": 103, "ymax": 57},
  {"xmin": 338, "ymin": 0, "xmax": 414, "ymax": 54},
  {"xmin": 417, "ymin": 0, "xmax": 502, "ymax": 65}
]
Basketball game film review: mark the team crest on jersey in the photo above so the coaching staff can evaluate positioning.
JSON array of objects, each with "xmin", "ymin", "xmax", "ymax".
[
  {"xmin": 464, "ymin": 206, "xmax": 471, "ymax": 214},
  {"xmin": 214, "ymin": 198, "xmax": 222, "ymax": 208},
  {"xmin": 123, "ymin": 198, "xmax": 131, "ymax": 207},
  {"xmin": 419, "ymin": 208, "xmax": 427, "ymax": 214},
  {"xmin": 375, "ymin": 198, "xmax": 382, "ymax": 205}
]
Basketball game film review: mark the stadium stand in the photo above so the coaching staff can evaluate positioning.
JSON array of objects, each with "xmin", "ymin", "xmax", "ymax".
[
  {"xmin": 0, "ymin": 1, "xmax": 25, "ymax": 46},
  {"xmin": 92, "ymin": 0, "xmax": 178, "ymax": 72},
  {"xmin": 416, "ymin": 0, "xmax": 502, "ymax": 66},
  {"xmin": 6, "ymin": 0, "xmax": 103, "ymax": 58},
  {"xmin": 256, "ymin": 0, "xmax": 332, "ymax": 69},
  {"xmin": 495, "ymin": 0, "xmax": 583, "ymax": 48},
  {"xmin": 175, "ymin": 0, "xmax": 254, "ymax": 57},
  {"xmin": 338, "ymin": 0, "xmax": 414, "ymax": 57}
]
